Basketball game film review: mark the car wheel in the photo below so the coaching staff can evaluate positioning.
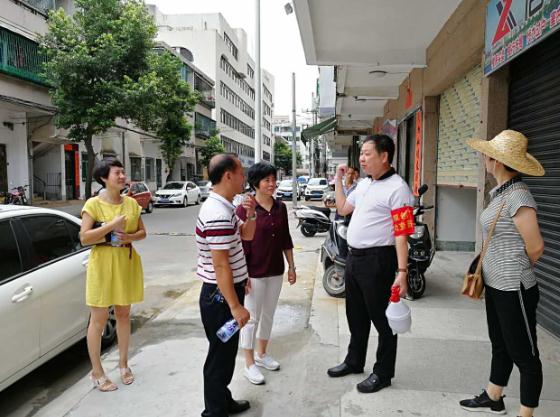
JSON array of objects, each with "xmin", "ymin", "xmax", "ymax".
[
  {"xmin": 100, "ymin": 306, "xmax": 117, "ymax": 349},
  {"xmin": 146, "ymin": 201, "xmax": 154, "ymax": 214},
  {"xmin": 183, "ymin": 197, "xmax": 188, "ymax": 207},
  {"xmin": 305, "ymin": 196, "xmax": 310, "ymax": 201}
]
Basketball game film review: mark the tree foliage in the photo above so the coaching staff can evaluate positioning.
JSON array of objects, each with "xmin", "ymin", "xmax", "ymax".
[
  {"xmin": 40, "ymin": 0, "xmax": 177, "ymax": 197},
  {"xmin": 133, "ymin": 51, "xmax": 199, "ymax": 182},
  {"xmin": 274, "ymin": 140, "xmax": 301, "ymax": 175},
  {"xmin": 200, "ymin": 135, "xmax": 226, "ymax": 170}
]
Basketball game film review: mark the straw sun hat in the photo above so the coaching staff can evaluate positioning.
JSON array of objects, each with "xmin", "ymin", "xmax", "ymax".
[{"xmin": 466, "ymin": 130, "xmax": 545, "ymax": 176}]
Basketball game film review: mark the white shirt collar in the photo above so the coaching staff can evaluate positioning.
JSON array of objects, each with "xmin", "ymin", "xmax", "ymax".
[{"xmin": 208, "ymin": 191, "xmax": 235, "ymax": 210}]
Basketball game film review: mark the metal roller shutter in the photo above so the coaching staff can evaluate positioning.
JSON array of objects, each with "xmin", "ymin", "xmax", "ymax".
[{"xmin": 508, "ymin": 31, "xmax": 560, "ymax": 338}]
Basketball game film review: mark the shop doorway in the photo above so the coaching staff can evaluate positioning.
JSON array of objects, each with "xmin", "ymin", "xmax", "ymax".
[
  {"xmin": 0, "ymin": 144, "xmax": 7, "ymax": 192},
  {"xmin": 64, "ymin": 144, "xmax": 79, "ymax": 200}
]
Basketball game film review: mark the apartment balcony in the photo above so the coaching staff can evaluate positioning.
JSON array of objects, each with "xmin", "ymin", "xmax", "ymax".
[
  {"xmin": 198, "ymin": 89, "xmax": 216, "ymax": 109},
  {"xmin": 195, "ymin": 112, "xmax": 216, "ymax": 139},
  {"xmin": 0, "ymin": 27, "xmax": 47, "ymax": 85},
  {"xmin": 17, "ymin": 0, "xmax": 56, "ymax": 16}
]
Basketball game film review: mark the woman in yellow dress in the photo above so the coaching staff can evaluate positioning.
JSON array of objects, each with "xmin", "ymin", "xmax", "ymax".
[{"xmin": 79, "ymin": 158, "xmax": 146, "ymax": 392}]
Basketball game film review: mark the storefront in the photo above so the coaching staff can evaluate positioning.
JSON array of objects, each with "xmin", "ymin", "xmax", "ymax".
[{"xmin": 485, "ymin": 0, "xmax": 560, "ymax": 337}]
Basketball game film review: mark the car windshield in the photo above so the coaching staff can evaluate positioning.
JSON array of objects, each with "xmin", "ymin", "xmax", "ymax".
[
  {"xmin": 308, "ymin": 178, "xmax": 327, "ymax": 186},
  {"xmin": 196, "ymin": 181, "xmax": 210, "ymax": 187},
  {"xmin": 279, "ymin": 180, "xmax": 292, "ymax": 187},
  {"xmin": 163, "ymin": 182, "xmax": 184, "ymax": 190}
]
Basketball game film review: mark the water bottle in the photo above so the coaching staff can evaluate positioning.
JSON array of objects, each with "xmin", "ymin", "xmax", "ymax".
[
  {"xmin": 110, "ymin": 231, "xmax": 121, "ymax": 247},
  {"xmin": 216, "ymin": 318, "xmax": 239, "ymax": 343},
  {"xmin": 385, "ymin": 286, "xmax": 412, "ymax": 335}
]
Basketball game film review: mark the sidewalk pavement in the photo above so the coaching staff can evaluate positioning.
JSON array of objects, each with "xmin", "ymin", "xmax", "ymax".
[{"xmin": 34, "ymin": 248, "xmax": 560, "ymax": 417}]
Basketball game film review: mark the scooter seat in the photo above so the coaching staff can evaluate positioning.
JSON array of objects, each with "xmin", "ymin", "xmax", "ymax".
[{"xmin": 309, "ymin": 206, "xmax": 332, "ymax": 219}]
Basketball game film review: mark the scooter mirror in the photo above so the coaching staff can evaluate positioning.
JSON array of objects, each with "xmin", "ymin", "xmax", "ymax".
[{"xmin": 418, "ymin": 184, "xmax": 428, "ymax": 196}]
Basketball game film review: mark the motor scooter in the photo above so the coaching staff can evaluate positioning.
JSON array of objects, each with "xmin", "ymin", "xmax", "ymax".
[
  {"xmin": 319, "ymin": 184, "xmax": 435, "ymax": 299},
  {"xmin": 406, "ymin": 184, "xmax": 435, "ymax": 299},
  {"xmin": 294, "ymin": 205, "xmax": 332, "ymax": 237}
]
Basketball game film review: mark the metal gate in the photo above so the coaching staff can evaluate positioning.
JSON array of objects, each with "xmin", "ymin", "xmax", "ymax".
[{"xmin": 508, "ymin": 31, "xmax": 560, "ymax": 338}]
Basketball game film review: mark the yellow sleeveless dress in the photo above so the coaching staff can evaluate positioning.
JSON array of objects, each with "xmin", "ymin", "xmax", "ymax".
[{"xmin": 82, "ymin": 196, "xmax": 144, "ymax": 307}]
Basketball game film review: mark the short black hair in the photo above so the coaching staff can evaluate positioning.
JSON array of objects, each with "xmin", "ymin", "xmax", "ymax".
[
  {"xmin": 247, "ymin": 162, "xmax": 277, "ymax": 191},
  {"xmin": 362, "ymin": 134, "xmax": 395, "ymax": 163},
  {"xmin": 208, "ymin": 153, "xmax": 239, "ymax": 185},
  {"xmin": 93, "ymin": 158, "xmax": 123, "ymax": 186}
]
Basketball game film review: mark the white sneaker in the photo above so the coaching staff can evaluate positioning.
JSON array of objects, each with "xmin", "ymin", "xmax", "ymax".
[
  {"xmin": 244, "ymin": 364, "xmax": 265, "ymax": 385},
  {"xmin": 255, "ymin": 353, "xmax": 280, "ymax": 371}
]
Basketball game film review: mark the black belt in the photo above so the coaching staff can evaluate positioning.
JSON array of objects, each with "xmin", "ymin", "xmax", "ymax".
[
  {"xmin": 347, "ymin": 245, "xmax": 394, "ymax": 256},
  {"xmin": 203, "ymin": 279, "xmax": 248, "ymax": 288}
]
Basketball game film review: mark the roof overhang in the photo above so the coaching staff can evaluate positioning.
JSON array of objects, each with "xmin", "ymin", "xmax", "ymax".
[{"xmin": 293, "ymin": 0, "xmax": 461, "ymax": 131}]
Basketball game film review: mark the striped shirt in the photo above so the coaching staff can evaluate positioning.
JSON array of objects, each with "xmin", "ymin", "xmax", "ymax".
[
  {"xmin": 481, "ymin": 178, "xmax": 538, "ymax": 291},
  {"xmin": 195, "ymin": 192, "xmax": 248, "ymax": 284}
]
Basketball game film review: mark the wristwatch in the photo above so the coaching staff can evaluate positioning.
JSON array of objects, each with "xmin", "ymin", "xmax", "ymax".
[{"xmin": 247, "ymin": 212, "xmax": 257, "ymax": 221}]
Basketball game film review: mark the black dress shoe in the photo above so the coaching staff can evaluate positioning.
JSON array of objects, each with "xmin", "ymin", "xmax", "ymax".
[
  {"xmin": 327, "ymin": 362, "xmax": 363, "ymax": 378},
  {"xmin": 356, "ymin": 373, "xmax": 391, "ymax": 393},
  {"xmin": 228, "ymin": 399, "xmax": 251, "ymax": 414}
]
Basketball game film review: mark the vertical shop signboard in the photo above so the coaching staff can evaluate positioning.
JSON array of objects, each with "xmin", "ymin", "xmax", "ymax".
[
  {"xmin": 413, "ymin": 111, "xmax": 422, "ymax": 196},
  {"xmin": 485, "ymin": 0, "xmax": 560, "ymax": 75}
]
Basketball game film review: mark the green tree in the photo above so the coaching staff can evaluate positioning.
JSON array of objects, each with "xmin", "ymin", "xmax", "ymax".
[
  {"xmin": 200, "ymin": 134, "xmax": 225, "ymax": 171},
  {"xmin": 274, "ymin": 140, "xmax": 301, "ymax": 175},
  {"xmin": 133, "ymin": 51, "xmax": 199, "ymax": 182},
  {"xmin": 40, "ymin": 0, "xmax": 158, "ymax": 198}
]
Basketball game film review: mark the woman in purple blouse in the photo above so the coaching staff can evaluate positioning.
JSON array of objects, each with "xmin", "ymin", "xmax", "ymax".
[{"xmin": 236, "ymin": 162, "xmax": 296, "ymax": 385}]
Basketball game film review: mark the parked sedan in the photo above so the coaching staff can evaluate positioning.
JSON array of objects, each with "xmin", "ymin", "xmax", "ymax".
[
  {"xmin": 275, "ymin": 179, "xmax": 301, "ymax": 200},
  {"xmin": 0, "ymin": 205, "xmax": 116, "ymax": 393},
  {"xmin": 196, "ymin": 180, "xmax": 212, "ymax": 201},
  {"xmin": 154, "ymin": 181, "xmax": 201, "ymax": 207},
  {"xmin": 121, "ymin": 181, "xmax": 154, "ymax": 213}
]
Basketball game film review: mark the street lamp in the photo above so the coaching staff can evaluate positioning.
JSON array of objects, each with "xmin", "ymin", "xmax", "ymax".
[{"xmin": 254, "ymin": 0, "xmax": 262, "ymax": 163}]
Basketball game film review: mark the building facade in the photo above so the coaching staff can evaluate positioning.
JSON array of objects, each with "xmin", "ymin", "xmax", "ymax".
[
  {"xmin": 294, "ymin": 0, "xmax": 560, "ymax": 338},
  {"xmin": 147, "ymin": 6, "xmax": 275, "ymax": 168}
]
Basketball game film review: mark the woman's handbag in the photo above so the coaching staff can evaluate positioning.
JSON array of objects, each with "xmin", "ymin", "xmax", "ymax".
[{"xmin": 461, "ymin": 198, "xmax": 506, "ymax": 299}]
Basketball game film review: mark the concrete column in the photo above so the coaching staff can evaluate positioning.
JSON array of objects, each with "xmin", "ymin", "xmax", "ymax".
[
  {"xmin": 421, "ymin": 96, "xmax": 439, "ymax": 243},
  {"xmin": 475, "ymin": 65, "xmax": 509, "ymax": 250}
]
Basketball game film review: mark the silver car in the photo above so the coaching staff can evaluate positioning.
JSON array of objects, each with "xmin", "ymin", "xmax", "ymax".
[
  {"xmin": 196, "ymin": 180, "xmax": 212, "ymax": 201},
  {"xmin": 0, "ymin": 205, "xmax": 116, "ymax": 392}
]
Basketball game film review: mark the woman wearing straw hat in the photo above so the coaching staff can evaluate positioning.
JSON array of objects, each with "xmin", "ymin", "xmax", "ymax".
[{"xmin": 460, "ymin": 130, "xmax": 545, "ymax": 417}]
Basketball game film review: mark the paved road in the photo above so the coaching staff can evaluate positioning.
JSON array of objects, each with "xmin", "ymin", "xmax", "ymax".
[
  {"xmin": 0, "ymin": 199, "xmax": 328, "ymax": 417},
  {"xmin": 0, "ymin": 202, "xmax": 204, "ymax": 417}
]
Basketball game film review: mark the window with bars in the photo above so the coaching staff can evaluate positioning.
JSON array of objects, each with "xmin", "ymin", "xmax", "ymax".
[
  {"xmin": 145, "ymin": 158, "xmax": 154, "ymax": 181},
  {"xmin": 247, "ymin": 64, "xmax": 254, "ymax": 79},
  {"xmin": 0, "ymin": 27, "xmax": 47, "ymax": 85},
  {"xmin": 130, "ymin": 157, "xmax": 143, "ymax": 181},
  {"xmin": 220, "ymin": 109, "xmax": 254, "ymax": 139},
  {"xmin": 220, "ymin": 56, "xmax": 255, "ymax": 100},
  {"xmin": 195, "ymin": 112, "xmax": 217, "ymax": 139}
]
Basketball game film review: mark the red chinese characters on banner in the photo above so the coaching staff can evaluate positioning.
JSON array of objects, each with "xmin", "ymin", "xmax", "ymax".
[
  {"xmin": 391, "ymin": 206, "xmax": 415, "ymax": 237},
  {"xmin": 413, "ymin": 111, "xmax": 423, "ymax": 196}
]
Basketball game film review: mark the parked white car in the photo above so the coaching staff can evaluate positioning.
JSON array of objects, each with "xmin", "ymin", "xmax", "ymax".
[
  {"xmin": 196, "ymin": 180, "xmax": 212, "ymax": 201},
  {"xmin": 154, "ymin": 181, "xmax": 201, "ymax": 207},
  {"xmin": 0, "ymin": 205, "xmax": 116, "ymax": 393},
  {"xmin": 304, "ymin": 178, "xmax": 329, "ymax": 201},
  {"xmin": 275, "ymin": 179, "xmax": 301, "ymax": 200}
]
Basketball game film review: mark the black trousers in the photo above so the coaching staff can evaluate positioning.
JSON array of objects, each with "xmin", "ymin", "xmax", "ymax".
[
  {"xmin": 343, "ymin": 246, "xmax": 398, "ymax": 380},
  {"xmin": 485, "ymin": 284, "xmax": 543, "ymax": 408},
  {"xmin": 200, "ymin": 280, "xmax": 246, "ymax": 417}
]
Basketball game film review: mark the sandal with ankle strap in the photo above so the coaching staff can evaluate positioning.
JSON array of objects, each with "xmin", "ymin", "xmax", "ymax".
[
  {"xmin": 120, "ymin": 367, "xmax": 134, "ymax": 385},
  {"xmin": 90, "ymin": 372, "xmax": 118, "ymax": 392}
]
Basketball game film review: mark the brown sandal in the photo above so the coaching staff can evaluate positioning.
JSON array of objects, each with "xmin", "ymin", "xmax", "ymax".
[
  {"xmin": 90, "ymin": 372, "xmax": 118, "ymax": 392},
  {"xmin": 120, "ymin": 367, "xmax": 134, "ymax": 385}
]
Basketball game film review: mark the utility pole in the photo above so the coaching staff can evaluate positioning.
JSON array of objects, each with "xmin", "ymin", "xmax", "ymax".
[
  {"xmin": 303, "ymin": 93, "xmax": 318, "ymax": 177},
  {"xmin": 291, "ymin": 73, "xmax": 297, "ymax": 206},
  {"xmin": 254, "ymin": 0, "xmax": 262, "ymax": 163}
]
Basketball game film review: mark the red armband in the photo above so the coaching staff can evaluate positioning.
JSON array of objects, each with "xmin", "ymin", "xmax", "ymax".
[{"xmin": 391, "ymin": 206, "xmax": 415, "ymax": 236}]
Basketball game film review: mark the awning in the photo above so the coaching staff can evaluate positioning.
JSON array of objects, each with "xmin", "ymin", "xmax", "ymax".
[{"xmin": 301, "ymin": 117, "xmax": 336, "ymax": 143}]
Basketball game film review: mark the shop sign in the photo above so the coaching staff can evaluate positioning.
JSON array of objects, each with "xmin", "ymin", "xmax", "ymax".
[
  {"xmin": 413, "ymin": 111, "xmax": 422, "ymax": 197},
  {"xmin": 485, "ymin": 0, "xmax": 560, "ymax": 75}
]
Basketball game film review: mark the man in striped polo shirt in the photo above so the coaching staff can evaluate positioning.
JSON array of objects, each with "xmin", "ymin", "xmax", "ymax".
[{"xmin": 196, "ymin": 153, "xmax": 257, "ymax": 417}]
